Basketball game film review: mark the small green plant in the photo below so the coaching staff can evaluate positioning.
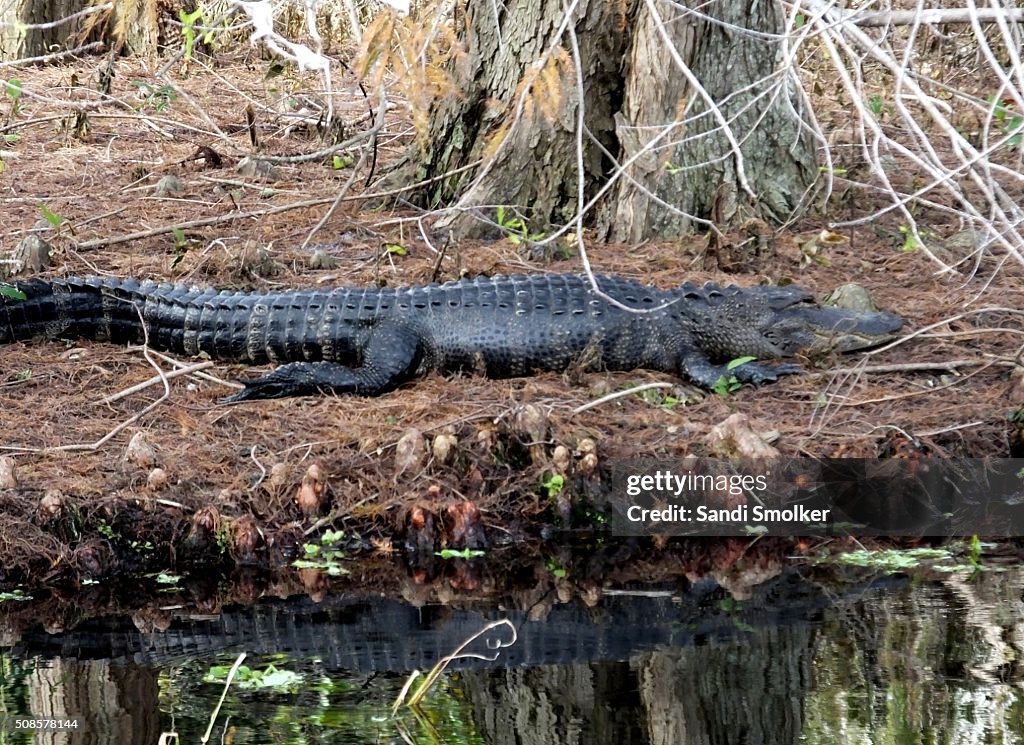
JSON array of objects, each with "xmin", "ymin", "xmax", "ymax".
[
  {"xmin": 383, "ymin": 242, "xmax": 407, "ymax": 256},
  {"xmin": 331, "ymin": 154, "xmax": 353, "ymax": 169},
  {"xmin": 932, "ymin": 538, "xmax": 1004, "ymax": 574},
  {"xmin": 38, "ymin": 202, "xmax": 65, "ymax": 227},
  {"xmin": 170, "ymin": 227, "xmax": 197, "ymax": 269},
  {"xmin": 544, "ymin": 558, "xmax": 567, "ymax": 578},
  {"xmin": 154, "ymin": 572, "xmax": 183, "ymax": 587},
  {"xmin": 639, "ymin": 387, "xmax": 682, "ymax": 409},
  {"xmin": 204, "ymin": 662, "xmax": 302, "ymax": 691},
  {"xmin": 866, "ymin": 94, "xmax": 894, "ymax": 119},
  {"xmin": 4, "ymin": 78, "xmax": 22, "ymax": 118},
  {"xmin": 0, "ymin": 588, "xmax": 31, "ymax": 603},
  {"xmin": 132, "ymin": 81, "xmax": 177, "ymax": 112},
  {"xmin": 496, "ymin": 206, "xmax": 545, "ymax": 245},
  {"xmin": 292, "ymin": 529, "xmax": 349, "ymax": 575},
  {"xmin": 541, "ymin": 473, "xmax": 565, "ymax": 499},
  {"xmin": 436, "ymin": 547, "xmax": 486, "ymax": 559},
  {"xmin": 967, "ymin": 534, "xmax": 983, "ymax": 568},
  {"xmin": 178, "ymin": 6, "xmax": 213, "ymax": 60},
  {"xmin": 0, "ymin": 287, "xmax": 26, "ymax": 301},
  {"xmin": 990, "ymin": 99, "xmax": 1023, "ymax": 150},
  {"xmin": 712, "ymin": 356, "xmax": 755, "ymax": 396},
  {"xmin": 897, "ymin": 224, "xmax": 920, "ymax": 252}
]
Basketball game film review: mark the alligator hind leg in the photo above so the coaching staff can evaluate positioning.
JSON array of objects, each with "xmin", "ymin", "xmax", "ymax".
[
  {"xmin": 680, "ymin": 351, "xmax": 803, "ymax": 389},
  {"xmin": 224, "ymin": 323, "xmax": 422, "ymax": 402}
]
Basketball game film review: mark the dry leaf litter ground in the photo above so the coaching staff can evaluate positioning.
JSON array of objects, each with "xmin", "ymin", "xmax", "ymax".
[{"xmin": 0, "ymin": 57, "xmax": 1021, "ymax": 599}]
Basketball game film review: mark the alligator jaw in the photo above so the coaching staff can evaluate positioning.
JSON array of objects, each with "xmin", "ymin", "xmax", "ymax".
[{"xmin": 776, "ymin": 307, "xmax": 904, "ymax": 356}]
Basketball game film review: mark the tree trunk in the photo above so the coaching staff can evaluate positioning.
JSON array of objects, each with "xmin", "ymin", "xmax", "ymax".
[
  {"xmin": 0, "ymin": 0, "xmax": 84, "ymax": 59},
  {"xmin": 604, "ymin": 0, "xmax": 818, "ymax": 244},
  {"xmin": 383, "ymin": 0, "xmax": 634, "ymax": 241},
  {"xmin": 637, "ymin": 627, "xmax": 811, "ymax": 745},
  {"xmin": 385, "ymin": 0, "xmax": 816, "ymax": 247},
  {"xmin": 27, "ymin": 658, "xmax": 162, "ymax": 743},
  {"xmin": 0, "ymin": 0, "xmax": 160, "ymax": 61}
]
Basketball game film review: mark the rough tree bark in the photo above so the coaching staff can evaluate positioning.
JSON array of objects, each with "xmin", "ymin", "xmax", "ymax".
[
  {"xmin": 377, "ymin": 0, "xmax": 631, "ymax": 241},
  {"xmin": 605, "ymin": 0, "xmax": 818, "ymax": 244},
  {"xmin": 0, "ymin": 0, "xmax": 163, "ymax": 62},
  {"xmin": 0, "ymin": 0, "xmax": 86, "ymax": 59},
  {"xmin": 385, "ymin": 0, "xmax": 817, "ymax": 249}
]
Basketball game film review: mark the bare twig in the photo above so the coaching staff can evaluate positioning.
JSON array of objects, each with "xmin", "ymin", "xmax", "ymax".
[
  {"xmin": 832, "ymin": 7, "xmax": 1024, "ymax": 26},
  {"xmin": 0, "ymin": 42, "xmax": 105, "ymax": 69},
  {"xmin": 817, "ymin": 358, "xmax": 1017, "ymax": 376},
  {"xmin": 571, "ymin": 382, "xmax": 676, "ymax": 415},
  {"xmin": 300, "ymin": 91, "xmax": 390, "ymax": 250},
  {"xmin": 147, "ymin": 349, "xmax": 243, "ymax": 389},
  {"xmin": 72, "ymin": 198, "xmax": 336, "ymax": 251},
  {"xmin": 97, "ymin": 360, "xmax": 216, "ymax": 405},
  {"xmin": 1, "ymin": 300, "xmax": 173, "ymax": 455}
]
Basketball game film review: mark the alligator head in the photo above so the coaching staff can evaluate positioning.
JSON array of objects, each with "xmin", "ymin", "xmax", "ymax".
[
  {"xmin": 679, "ymin": 283, "xmax": 903, "ymax": 362},
  {"xmin": 762, "ymin": 305, "xmax": 904, "ymax": 356}
]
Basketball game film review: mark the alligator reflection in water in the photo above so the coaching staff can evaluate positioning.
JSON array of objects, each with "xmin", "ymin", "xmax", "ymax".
[{"xmin": 3, "ymin": 566, "xmax": 1024, "ymax": 743}]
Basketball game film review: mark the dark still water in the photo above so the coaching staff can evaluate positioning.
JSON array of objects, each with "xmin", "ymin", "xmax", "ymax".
[{"xmin": 1, "ymin": 564, "xmax": 1023, "ymax": 744}]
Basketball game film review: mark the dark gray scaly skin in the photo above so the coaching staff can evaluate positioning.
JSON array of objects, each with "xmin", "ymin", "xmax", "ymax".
[{"xmin": 0, "ymin": 274, "xmax": 904, "ymax": 401}]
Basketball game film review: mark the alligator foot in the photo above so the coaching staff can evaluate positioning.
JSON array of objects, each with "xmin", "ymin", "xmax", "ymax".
[
  {"xmin": 225, "ymin": 324, "xmax": 423, "ymax": 401},
  {"xmin": 680, "ymin": 352, "xmax": 803, "ymax": 389},
  {"xmin": 733, "ymin": 361, "xmax": 804, "ymax": 385},
  {"xmin": 222, "ymin": 361, "xmax": 358, "ymax": 402}
]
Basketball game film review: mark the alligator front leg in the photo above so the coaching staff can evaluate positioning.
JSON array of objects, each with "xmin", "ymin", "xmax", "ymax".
[
  {"xmin": 679, "ymin": 351, "xmax": 803, "ymax": 389},
  {"xmin": 225, "ymin": 323, "xmax": 423, "ymax": 401}
]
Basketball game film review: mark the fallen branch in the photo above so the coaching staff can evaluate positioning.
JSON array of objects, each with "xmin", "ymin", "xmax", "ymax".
[
  {"xmin": 98, "ymin": 360, "xmax": 216, "ymax": 405},
  {"xmin": 74, "ymin": 159, "xmax": 488, "ymax": 252},
  {"xmin": 147, "ymin": 349, "xmax": 242, "ymax": 389},
  {"xmin": 1, "ymin": 303, "xmax": 173, "ymax": 455},
  {"xmin": 0, "ymin": 41, "xmax": 105, "ymax": 69},
  {"xmin": 301, "ymin": 89, "xmax": 390, "ymax": 250},
  {"xmin": 72, "ymin": 198, "xmax": 336, "ymax": 251},
  {"xmin": 833, "ymin": 7, "xmax": 1024, "ymax": 26},
  {"xmin": 818, "ymin": 358, "xmax": 1017, "ymax": 376},
  {"xmin": 571, "ymin": 382, "xmax": 676, "ymax": 415}
]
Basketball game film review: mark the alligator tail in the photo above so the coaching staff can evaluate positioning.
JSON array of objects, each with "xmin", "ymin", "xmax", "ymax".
[{"xmin": 0, "ymin": 277, "xmax": 161, "ymax": 348}]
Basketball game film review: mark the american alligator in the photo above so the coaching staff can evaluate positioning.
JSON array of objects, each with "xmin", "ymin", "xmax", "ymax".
[{"xmin": 0, "ymin": 274, "xmax": 903, "ymax": 401}]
